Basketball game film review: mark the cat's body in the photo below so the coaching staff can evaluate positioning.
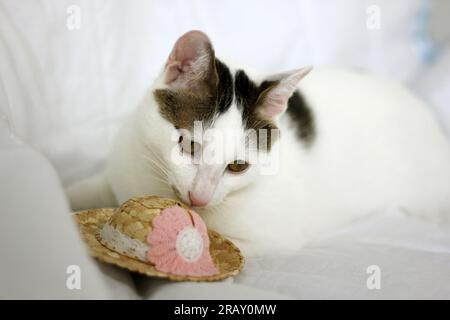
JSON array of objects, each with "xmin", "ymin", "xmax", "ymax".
[{"xmin": 68, "ymin": 31, "xmax": 450, "ymax": 256}]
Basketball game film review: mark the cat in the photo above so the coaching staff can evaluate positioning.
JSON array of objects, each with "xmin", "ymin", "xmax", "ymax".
[{"xmin": 67, "ymin": 30, "xmax": 450, "ymax": 257}]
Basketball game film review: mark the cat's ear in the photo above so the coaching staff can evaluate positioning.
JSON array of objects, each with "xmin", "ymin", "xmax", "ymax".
[
  {"xmin": 258, "ymin": 67, "xmax": 312, "ymax": 119},
  {"xmin": 164, "ymin": 30, "xmax": 216, "ymax": 90}
]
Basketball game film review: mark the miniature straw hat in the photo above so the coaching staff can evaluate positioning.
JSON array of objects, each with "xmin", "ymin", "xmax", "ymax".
[{"xmin": 73, "ymin": 196, "xmax": 244, "ymax": 281}]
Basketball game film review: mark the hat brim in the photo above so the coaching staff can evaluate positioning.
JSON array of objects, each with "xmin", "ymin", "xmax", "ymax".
[{"xmin": 74, "ymin": 209, "xmax": 244, "ymax": 282}]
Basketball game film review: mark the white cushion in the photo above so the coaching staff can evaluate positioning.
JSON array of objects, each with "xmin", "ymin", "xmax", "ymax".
[{"xmin": 0, "ymin": 123, "xmax": 138, "ymax": 299}]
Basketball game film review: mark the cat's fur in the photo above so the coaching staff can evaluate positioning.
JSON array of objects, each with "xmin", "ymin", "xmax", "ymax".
[{"xmin": 67, "ymin": 31, "xmax": 450, "ymax": 256}]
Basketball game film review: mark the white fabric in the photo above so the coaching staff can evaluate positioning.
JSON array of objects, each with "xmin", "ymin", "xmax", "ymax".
[
  {"xmin": 138, "ymin": 280, "xmax": 290, "ymax": 300},
  {"xmin": 176, "ymin": 227, "xmax": 204, "ymax": 262},
  {"xmin": 0, "ymin": 123, "xmax": 138, "ymax": 299},
  {"xmin": 100, "ymin": 223, "xmax": 150, "ymax": 262},
  {"xmin": 235, "ymin": 209, "xmax": 450, "ymax": 299}
]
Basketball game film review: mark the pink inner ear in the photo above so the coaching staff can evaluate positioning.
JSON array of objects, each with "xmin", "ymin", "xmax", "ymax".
[
  {"xmin": 261, "ymin": 90, "xmax": 288, "ymax": 117},
  {"xmin": 259, "ymin": 67, "xmax": 312, "ymax": 119},
  {"xmin": 165, "ymin": 31, "xmax": 212, "ymax": 86}
]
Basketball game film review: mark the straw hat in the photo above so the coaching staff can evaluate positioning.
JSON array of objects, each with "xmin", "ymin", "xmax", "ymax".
[{"xmin": 73, "ymin": 196, "xmax": 244, "ymax": 281}]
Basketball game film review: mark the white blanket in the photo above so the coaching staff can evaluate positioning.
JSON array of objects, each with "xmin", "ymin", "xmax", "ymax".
[{"xmin": 237, "ymin": 209, "xmax": 450, "ymax": 299}]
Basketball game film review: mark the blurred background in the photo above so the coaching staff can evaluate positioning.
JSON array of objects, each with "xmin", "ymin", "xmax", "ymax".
[{"xmin": 1, "ymin": 0, "xmax": 450, "ymax": 187}]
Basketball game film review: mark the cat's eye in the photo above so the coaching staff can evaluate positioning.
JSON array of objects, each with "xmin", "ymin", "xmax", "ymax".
[
  {"xmin": 179, "ymin": 136, "xmax": 200, "ymax": 157},
  {"xmin": 227, "ymin": 160, "xmax": 250, "ymax": 173}
]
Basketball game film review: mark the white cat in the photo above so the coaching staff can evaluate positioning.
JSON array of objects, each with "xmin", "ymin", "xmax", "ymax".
[{"xmin": 67, "ymin": 30, "xmax": 450, "ymax": 256}]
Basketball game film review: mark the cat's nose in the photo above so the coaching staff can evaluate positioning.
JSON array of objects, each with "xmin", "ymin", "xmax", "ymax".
[{"xmin": 188, "ymin": 191, "xmax": 209, "ymax": 207}]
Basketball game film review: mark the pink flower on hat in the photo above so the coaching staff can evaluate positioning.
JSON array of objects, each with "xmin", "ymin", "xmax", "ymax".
[{"xmin": 147, "ymin": 206, "xmax": 219, "ymax": 276}]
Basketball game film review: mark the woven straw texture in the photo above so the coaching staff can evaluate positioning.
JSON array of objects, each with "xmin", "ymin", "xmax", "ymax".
[{"xmin": 73, "ymin": 196, "xmax": 244, "ymax": 281}]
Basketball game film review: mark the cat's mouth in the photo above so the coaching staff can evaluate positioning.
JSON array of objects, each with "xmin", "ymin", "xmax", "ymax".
[{"xmin": 170, "ymin": 185, "xmax": 220, "ymax": 210}]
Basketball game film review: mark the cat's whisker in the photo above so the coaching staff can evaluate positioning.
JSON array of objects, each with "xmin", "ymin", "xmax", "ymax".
[
  {"xmin": 140, "ymin": 155, "xmax": 172, "ymax": 188},
  {"xmin": 139, "ymin": 154, "xmax": 177, "ymax": 198},
  {"xmin": 141, "ymin": 155, "xmax": 166, "ymax": 176},
  {"xmin": 143, "ymin": 152, "xmax": 169, "ymax": 174},
  {"xmin": 141, "ymin": 152, "xmax": 170, "ymax": 177},
  {"xmin": 144, "ymin": 156, "xmax": 167, "ymax": 178},
  {"xmin": 142, "ymin": 144, "xmax": 171, "ymax": 175},
  {"xmin": 137, "ymin": 134, "xmax": 170, "ymax": 168}
]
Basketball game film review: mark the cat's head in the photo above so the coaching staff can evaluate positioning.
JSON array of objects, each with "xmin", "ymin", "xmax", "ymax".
[{"xmin": 143, "ymin": 30, "xmax": 311, "ymax": 208}]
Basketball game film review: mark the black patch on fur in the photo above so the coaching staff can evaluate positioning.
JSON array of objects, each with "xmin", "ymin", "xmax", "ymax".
[
  {"xmin": 234, "ymin": 70, "xmax": 261, "ymax": 116},
  {"xmin": 215, "ymin": 59, "xmax": 234, "ymax": 113},
  {"xmin": 234, "ymin": 70, "xmax": 279, "ymax": 150},
  {"xmin": 286, "ymin": 91, "xmax": 315, "ymax": 144},
  {"xmin": 234, "ymin": 69, "xmax": 315, "ymax": 148}
]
